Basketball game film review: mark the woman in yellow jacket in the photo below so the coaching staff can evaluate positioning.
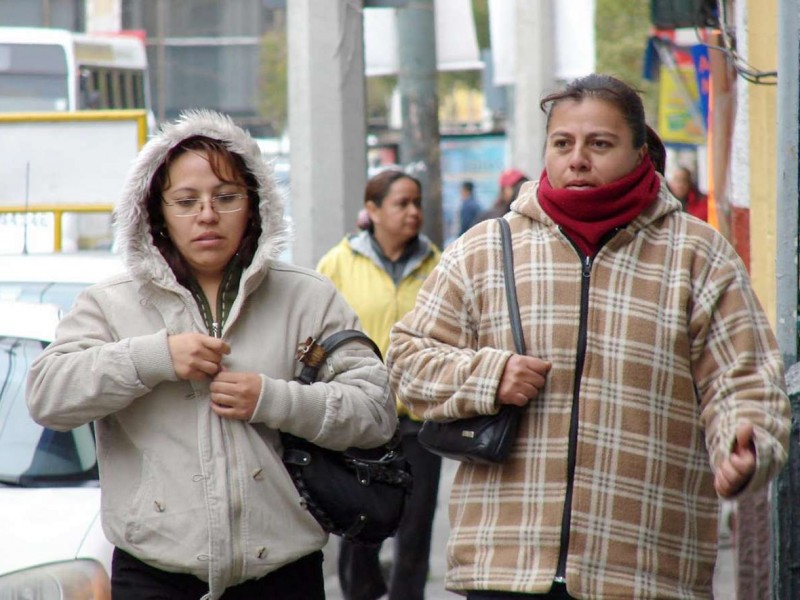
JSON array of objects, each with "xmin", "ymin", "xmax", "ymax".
[{"xmin": 317, "ymin": 169, "xmax": 441, "ymax": 600}]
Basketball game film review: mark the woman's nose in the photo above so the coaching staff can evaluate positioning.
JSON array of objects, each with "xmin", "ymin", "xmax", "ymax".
[
  {"xmin": 568, "ymin": 145, "xmax": 590, "ymax": 170},
  {"xmin": 197, "ymin": 201, "xmax": 220, "ymax": 221}
]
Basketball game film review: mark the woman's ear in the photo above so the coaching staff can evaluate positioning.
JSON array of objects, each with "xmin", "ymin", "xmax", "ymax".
[
  {"xmin": 637, "ymin": 145, "xmax": 647, "ymax": 164},
  {"xmin": 365, "ymin": 200, "xmax": 379, "ymax": 222}
]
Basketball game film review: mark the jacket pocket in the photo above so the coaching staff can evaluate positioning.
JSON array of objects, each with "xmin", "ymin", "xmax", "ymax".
[{"xmin": 124, "ymin": 452, "xmax": 166, "ymax": 545}]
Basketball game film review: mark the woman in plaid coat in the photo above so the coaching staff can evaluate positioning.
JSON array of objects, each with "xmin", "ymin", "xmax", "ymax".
[{"xmin": 387, "ymin": 74, "xmax": 789, "ymax": 600}]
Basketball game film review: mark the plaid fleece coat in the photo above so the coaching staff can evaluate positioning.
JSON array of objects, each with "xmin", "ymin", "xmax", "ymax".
[{"xmin": 387, "ymin": 180, "xmax": 789, "ymax": 599}]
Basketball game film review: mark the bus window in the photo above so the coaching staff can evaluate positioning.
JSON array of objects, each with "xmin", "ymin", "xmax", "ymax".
[
  {"xmin": 121, "ymin": 71, "xmax": 135, "ymax": 109},
  {"xmin": 78, "ymin": 68, "xmax": 101, "ymax": 109},
  {"xmin": 90, "ymin": 68, "xmax": 106, "ymax": 109},
  {"xmin": 0, "ymin": 43, "xmax": 69, "ymax": 111},
  {"xmin": 132, "ymin": 73, "xmax": 145, "ymax": 109}
]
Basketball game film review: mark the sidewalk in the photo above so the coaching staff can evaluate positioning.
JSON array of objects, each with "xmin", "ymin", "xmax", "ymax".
[{"xmin": 323, "ymin": 458, "xmax": 737, "ymax": 599}]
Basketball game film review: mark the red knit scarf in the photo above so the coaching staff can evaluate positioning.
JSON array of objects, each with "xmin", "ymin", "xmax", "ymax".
[{"xmin": 537, "ymin": 158, "xmax": 661, "ymax": 257}]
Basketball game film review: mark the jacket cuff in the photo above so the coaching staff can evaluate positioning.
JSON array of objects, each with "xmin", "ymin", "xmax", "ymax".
[
  {"xmin": 251, "ymin": 375, "xmax": 328, "ymax": 439},
  {"xmin": 129, "ymin": 329, "xmax": 179, "ymax": 389}
]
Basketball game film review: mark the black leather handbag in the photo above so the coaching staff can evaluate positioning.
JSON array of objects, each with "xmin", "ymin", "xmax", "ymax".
[
  {"xmin": 417, "ymin": 218, "xmax": 525, "ymax": 464},
  {"xmin": 282, "ymin": 330, "xmax": 413, "ymax": 545}
]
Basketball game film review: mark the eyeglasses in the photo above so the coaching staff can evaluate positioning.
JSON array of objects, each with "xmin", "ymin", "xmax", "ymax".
[{"xmin": 162, "ymin": 193, "xmax": 247, "ymax": 217}]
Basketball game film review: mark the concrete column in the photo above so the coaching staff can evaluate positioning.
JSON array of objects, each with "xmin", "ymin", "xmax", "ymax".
[
  {"xmin": 287, "ymin": 0, "xmax": 367, "ymax": 268},
  {"xmin": 509, "ymin": 0, "xmax": 555, "ymax": 177}
]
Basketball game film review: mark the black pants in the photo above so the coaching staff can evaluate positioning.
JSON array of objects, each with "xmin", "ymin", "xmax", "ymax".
[
  {"xmin": 111, "ymin": 547, "xmax": 325, "ymax": 600},
  {"xmin": 467, "ymin": 582, "xmax": 577, "ymax": 599},
  {"xmin": 338, "ymin": 418, "xmax": 443, "ymax": 600}
]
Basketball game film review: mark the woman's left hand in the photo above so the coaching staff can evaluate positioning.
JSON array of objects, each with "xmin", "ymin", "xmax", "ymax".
[
  {"xmin": 209, "ymin": 369, "xmax": 262, "ymax": 421},
  {"xmin": 714, "ymin": 421, "xmax": 757, "ymax": 498}
]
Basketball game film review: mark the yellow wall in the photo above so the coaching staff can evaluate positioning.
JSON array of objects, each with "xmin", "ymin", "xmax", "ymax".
[{"xmin": 747, "ymin": 0, "xmax": 778, "ymax": 325}]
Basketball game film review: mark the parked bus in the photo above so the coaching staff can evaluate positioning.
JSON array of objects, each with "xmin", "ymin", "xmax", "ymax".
[{"xmin": 0, "ymin": 26, "xmax": 151, "ymax": 114}]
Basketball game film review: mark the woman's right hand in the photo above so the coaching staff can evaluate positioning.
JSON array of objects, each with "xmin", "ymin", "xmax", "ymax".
[
  {"xmin": 168, "ymin": 333, "xmax": 231, "ymax": 381},
  {"xmin": 496, "ymin": 355, "xmax": 551, "ymax": 407}
]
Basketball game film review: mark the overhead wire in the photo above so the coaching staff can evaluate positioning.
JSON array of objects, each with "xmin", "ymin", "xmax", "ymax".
[{"xmin": 690, "ymin": 0, "xmax": 777, "ymax": 85}]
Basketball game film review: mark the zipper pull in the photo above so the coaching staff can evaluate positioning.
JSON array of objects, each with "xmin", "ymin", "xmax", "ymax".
[
  {"xmin": 211, "ymin": 322, "xmax": 221, "ymax": 339},
  {"xmin": 582, "ymin": 255, "xmax": 592, "ymax": 279}
]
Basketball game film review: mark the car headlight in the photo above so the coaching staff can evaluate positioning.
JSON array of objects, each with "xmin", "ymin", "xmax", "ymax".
[{"xmin": 0, "ymin": 559, "xmax": 110, "ymax": 600}]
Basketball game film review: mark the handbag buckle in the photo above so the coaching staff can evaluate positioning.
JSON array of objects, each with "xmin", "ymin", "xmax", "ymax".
[{"xmin": 296, "ymin": 337, "xmax": 327, "ymax": 368}]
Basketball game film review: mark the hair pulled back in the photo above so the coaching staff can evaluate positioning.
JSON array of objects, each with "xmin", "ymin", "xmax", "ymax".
[
  {"xmin": 362, "ymin": 169, "xmax": 422, "ymax": 234},
  {"xmin": 365, "ymin": 169, "xmax": 422, "ymax": 208},
  {"xmin": 539, "ymin": 74, "xmax": 665, "ymax": 174}
]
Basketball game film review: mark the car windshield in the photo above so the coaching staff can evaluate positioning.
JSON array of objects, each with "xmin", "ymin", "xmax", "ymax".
[{"xmin": 0, "ymin": 335, "xmax": 98, "ymax": 486}]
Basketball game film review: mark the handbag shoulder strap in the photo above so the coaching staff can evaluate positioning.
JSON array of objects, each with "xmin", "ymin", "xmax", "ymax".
[
  {"xmin": 295, "ymin": 329, "xmax": 382, "ymax": 384},
  {"xmin": 496, "ymin": 218, "xmax": 526, "ymax": 355}
]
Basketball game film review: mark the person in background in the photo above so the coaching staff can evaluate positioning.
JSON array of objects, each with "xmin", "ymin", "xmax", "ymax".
[
  {"xmin": 668, "ymin": 165, "xmax": 708, "ymax": 221},
  {"xmin": 27, "ymin": 110, "xmax": 396, "ymax": 600},
  {"xmin": 317, "ymin": 169, "xmax": 442, "ymax": 600},
  {"xmin": 459, "ymin": 180, "xmax": 481, "ymax": 235},
  {"xmin": 471, "ymin": 167, "xmax": 529, "ymax": 226},
  {"xmin": 387, "ymin": 74, "xmax": 789, "ymax": 599}
]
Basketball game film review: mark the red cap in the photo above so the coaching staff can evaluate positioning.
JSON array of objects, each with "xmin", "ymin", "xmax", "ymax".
[{"xmin": 498, "ymin": 168, "xmax": 527, "ymax": 188}]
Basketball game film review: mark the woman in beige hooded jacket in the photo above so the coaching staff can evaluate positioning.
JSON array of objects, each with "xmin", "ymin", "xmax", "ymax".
[{"xmin": 27, "ymin": 110, "xmax": 396, "ymax": 600}]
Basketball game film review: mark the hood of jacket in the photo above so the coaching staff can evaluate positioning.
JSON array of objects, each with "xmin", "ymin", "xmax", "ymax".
[
  {"xmin": 113, "ymin": 109, "xmax": 291, "ymax": 292},
  {"xmin": 346, "ymin": 229, "xmax": 436, "ymax": 280}
]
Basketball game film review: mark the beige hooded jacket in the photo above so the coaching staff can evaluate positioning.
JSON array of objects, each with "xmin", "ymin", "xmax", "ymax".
[{"xmin": 27, "ymin": 110, "xmax": 396, "ymax": 599}]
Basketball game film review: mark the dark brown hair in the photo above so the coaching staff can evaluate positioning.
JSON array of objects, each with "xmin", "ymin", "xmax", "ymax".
[
  {"xmin": 363, "ymin": 170, "xmax": 422, "ymax": 233},
  {"xmin": 539, "ymin": 74, "xmax": 666, "ymax": 174},
  {"xmin": 145, "ymin": 135, "xmax": 263, "ymax": 286},
  {"xmin": 364, "ymin": 169, "xmax": 422, "ymax": 207}
]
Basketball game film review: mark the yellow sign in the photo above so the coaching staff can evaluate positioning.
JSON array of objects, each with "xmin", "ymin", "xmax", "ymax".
[{"xmin": 658, "ymin": 64, "xmax": 706, "ymax": 145}]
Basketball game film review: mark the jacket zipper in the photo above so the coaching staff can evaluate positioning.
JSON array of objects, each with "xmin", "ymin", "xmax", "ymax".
[
  {"xmin": 555, "ymin": 250, "xmax": 592, "ymax": 583},
  {"xmin": 214, "ymin": 280, "xmax": 247, "ymax": 580},
  {"xmin": 197, "ymin": 273, "xmax": 246, "ymax": 579}
]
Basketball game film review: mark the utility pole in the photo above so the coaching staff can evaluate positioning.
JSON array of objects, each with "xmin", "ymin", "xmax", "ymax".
[
  {"xmin": 156, "ymin": 0, "xmax": 167, "ymax": 124},
  {"xmin": 771, "ymin": 0, "xmax": 800, "ymax": 596},
  {"xmin": 396, "ymin": 0, "xmax": 442, "ymax": 248},
  {"xmin": 42, "ymin": 0, "xmax": 50, "ymax": 27}
]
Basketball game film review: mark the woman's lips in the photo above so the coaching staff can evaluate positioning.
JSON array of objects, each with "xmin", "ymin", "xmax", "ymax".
[{"xmin": 193, "ymin": 233, "xmax": 223, "ymax": 245}]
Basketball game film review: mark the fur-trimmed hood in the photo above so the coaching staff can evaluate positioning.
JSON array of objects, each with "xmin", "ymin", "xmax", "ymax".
[{"xmin": 113, "ymin": 109, "xmax": 291, "ymax": 290}]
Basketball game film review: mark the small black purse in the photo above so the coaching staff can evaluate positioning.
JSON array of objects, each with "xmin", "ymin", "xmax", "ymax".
[
  {"xmin": 417, "ymin": 218, "xmax": 525, "ymax": 464},
  {"xmin": 282, "ymin": 330, "xmax": 413, "ymax": 545}
]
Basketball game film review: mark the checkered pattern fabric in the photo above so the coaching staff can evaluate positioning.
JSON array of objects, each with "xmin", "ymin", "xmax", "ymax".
[{"xmin": 387, "ymin": 180, "xmax": 789, "ymax": 599}]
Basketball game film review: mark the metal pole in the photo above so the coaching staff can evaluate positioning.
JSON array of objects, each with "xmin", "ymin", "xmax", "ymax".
[
  {"xmin": 397, "ymin": 0, "xmax": 443, "ymax": 248},
  {"xmin": 156, "ymin": 0, "xmax": 167, "ymax": 124},
  {"xmin": 42, "ymin": 0, "xmax": 50, "ymax": 27},
  {"xmin": 772, "ymin": 0, "xmax": 800, "ymax": 594}
]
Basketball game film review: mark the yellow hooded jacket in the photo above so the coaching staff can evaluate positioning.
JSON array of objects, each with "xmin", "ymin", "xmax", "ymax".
[{"xmin": 317, "ymin": 230, "xmax": 440, "ymax": 418}]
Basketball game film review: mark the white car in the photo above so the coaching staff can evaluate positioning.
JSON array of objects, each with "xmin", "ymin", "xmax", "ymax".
[
  {"xmin": 0, "ymin": 301, "xmax": 112, "ymax": 598},
  {"xmin": 0, "ymin": 252, "xmax": 124, "ymax": 313}
]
